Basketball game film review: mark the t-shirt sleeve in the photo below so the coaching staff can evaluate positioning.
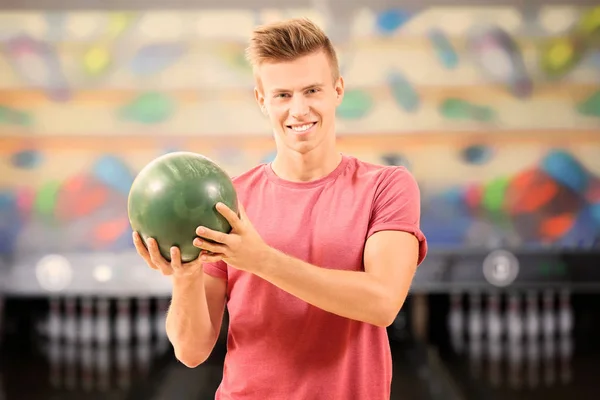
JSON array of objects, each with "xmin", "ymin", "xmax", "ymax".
[
  {"xmin": 367, "ymin": 167, "xmax": 428, "ymax": 266},
  {"xmin": 203, "ymin": 260, "xmax": 228, "ymax": 280}
]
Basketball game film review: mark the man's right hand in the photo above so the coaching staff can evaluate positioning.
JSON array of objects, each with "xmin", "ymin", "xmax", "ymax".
[{"xmin": 132, "ymin": 232, "xmax": 204, "ymax": 278}]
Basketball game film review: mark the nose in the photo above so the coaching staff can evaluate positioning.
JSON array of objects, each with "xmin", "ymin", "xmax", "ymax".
[{"xmin": 290, "ymin": 95, "xmax": 309, "ymax": 119}]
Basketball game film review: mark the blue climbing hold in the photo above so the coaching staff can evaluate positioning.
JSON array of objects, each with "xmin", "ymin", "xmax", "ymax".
[
  {"xmin": 376, "ymin": 9, "xmax": 411, "ymax": 35},
  {"xmin": 540, "ymin": 149, "xmax": 589, "ymax": 194}
]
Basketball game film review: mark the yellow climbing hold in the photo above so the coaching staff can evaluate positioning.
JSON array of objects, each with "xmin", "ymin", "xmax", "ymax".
[{"xmin": 83, "ymin": 45, "xmax": 111, "ymax": 75}]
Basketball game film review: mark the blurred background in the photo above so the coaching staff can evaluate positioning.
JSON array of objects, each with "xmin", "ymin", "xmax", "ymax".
[{"xmin": 0, "ymin": 0, "xmax": 599, "ymax": 399}]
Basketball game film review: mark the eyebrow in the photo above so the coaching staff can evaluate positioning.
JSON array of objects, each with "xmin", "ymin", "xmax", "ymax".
[{"xmin": 272, "ymin": 83, "xmax": 325, "ymax": 93}]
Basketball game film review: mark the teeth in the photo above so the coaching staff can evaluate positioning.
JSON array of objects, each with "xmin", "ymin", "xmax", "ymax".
[{"xmin": 290, "ymin": 123, "xmax": 314, "ymax": 132}]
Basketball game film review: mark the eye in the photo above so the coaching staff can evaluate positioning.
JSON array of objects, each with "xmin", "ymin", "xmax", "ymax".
[
  {"xmin": 306, "ymin": 88, "xmax": 319, "ymax": 94},
  {"xmin": 275, "ymin": 93, "xmax": 290, "ymax": 98}
]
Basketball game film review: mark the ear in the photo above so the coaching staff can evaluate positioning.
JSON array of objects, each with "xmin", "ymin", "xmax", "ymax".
[
  {"xmin": 254, "ymin": 87, "xmax": 268, "ymax": 116},
  {"xmin": 334, "ymin": 76, "xmax": 345, "ymax": 106}
]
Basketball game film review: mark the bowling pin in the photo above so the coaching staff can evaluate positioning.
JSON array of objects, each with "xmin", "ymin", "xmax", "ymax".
[
  {"xmin": 525, "ymin": 291, "xmax": 540, "ymax": 340},
  {"xmin": 79, "ymin": 297, "xmax": 94, "ymax": 344},
  {"xmin": 95, "ymin": 298, "xmax": 111, "ymax": 345},
  {"xmin": 558, "ymin": 289, "xmax": 573, "ymax": 337},
  {"xmin": 448, "ymin": 292, "xmax": 464, "ymax": 354},
  {"xmin": 47, "ymin": 297, "xmax": 62, "ymax": 339},
  {"xmin": 136, "ymin": 297, "xmax": 152, "ymax": 342},
  {"xmin": 467, "ymin": 293, "xmax": 483, "ymax": 377},
  {"xmin": 63, "ymin": 297, "xmax": 77, "ymax": 343},
  {"xmin": 115, "ymin": 298, "xmax": 131, "ymax": 344},
  {"xmin": 542, "ymin": 290, "xmax": 556, "ymax": 339},
  {"xmin": 506, "ymin": 292, "xmax": 523, "ymax": 343},
  {"xmin": 486, "ymin": 293, "xmax": 503, "ymax": 341},
  {"xmin": 468, "ymin": 292, "xmax": 483, "ymax": 340}
]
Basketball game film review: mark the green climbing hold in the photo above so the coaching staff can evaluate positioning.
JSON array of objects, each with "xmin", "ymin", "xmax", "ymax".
[
  {"xmin": 34, "ymin": 180, "xmax": 61, "ymax": 220},
  {"xmin": 0, "ymin": 106, "xmax": 33, "ymax": 126},
  {"xmin": 119, "ymin": 92, "xmax": 175, "ymax": 124},
  {"xmin": 577, "ymin": 90, "xmax": 600, "ymax": 117},
  {"xmin": 440, "ymin": 98, "xmax": 495, "ymax": 122},
  {"xmin": 482, "ymin": 176, "xmax": 509, "ymax": 214},
  {"xmin": 337, "ymin": 89, "xmax": 373, "ymax": 120}
]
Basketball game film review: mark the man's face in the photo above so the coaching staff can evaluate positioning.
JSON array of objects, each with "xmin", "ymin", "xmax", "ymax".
[{"xmin": 254, "ymin": 50, "xmax": 344, "ymax": 155}]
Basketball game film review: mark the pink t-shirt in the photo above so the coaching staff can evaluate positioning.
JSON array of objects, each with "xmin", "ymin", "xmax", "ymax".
[{"xmin": 203, "ymin": 154, "xmax": 427, "ymax": 400}]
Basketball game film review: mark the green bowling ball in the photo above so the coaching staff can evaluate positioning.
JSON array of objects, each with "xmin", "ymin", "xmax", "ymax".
[{"xmin": 128, "ymin": 151, "xmax": 238, "ymax": 263}]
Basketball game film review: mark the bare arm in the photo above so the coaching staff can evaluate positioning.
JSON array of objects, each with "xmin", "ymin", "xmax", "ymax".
[
  {"xmin": 166, "ymin": 270, "xmax": 227, "ymax": 367},
  {"xmin": 133, "ymin": 233, "xmax": 227, "ymax": 367},
  {"xmin": 254, "ymin": 230, "xmax": 419, "ymax": 327}
]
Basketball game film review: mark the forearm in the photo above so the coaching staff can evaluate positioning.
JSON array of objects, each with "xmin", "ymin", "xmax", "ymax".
[
  {"xmin": 254, "ymin": 248, "xmax": 396, "ymax": 327},
  {"xmin": 166, "ymin": 270, "xmax": 215, "ymax": 364}
]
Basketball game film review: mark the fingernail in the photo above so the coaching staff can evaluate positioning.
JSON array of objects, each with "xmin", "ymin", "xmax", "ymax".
[
  {"xmin": 194, "ymin": 238, "xmax": 202, "ymax": 246},
  {"xmin": 196, "ymin": 227, "xmax": 205, "ymax": 234}
]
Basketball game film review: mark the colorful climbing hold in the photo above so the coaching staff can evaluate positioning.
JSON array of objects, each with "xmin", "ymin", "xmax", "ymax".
[
  {"xmin": 34, "ymin": 180, "xmax": 61, "ymax": 220},
  {"xmin": 439, "ymin": 98, "xmax": 495, "ymax": 122},
  {"xmin": 10, "ymin": 149, "xmax": 43, "ymax": 169},
  {"xmin": 92, "ymin": 154, "xmax": 135, "ymax": 195},
  {"xmin": 119, "ymin": 92, "xmax": 176, "ymax": 124},
  {"xmin": 376, "ymin": 9, "xmax": 411, "ymax": 35},
  {"xmin": 576, "ymin": 90, "xmax": 600, "ymax": 118},
  {"xmin": 0, "ymin": 106, "xmax": 33, "ymax": 126},
  {"xmin": 83, "ymin": 45, "xmax": 112, "ymax": 76},
  {"xmin": 540, "ymin": 36, "xmax": 586, "ymax": 79},
  {"xmin": 540, "ymin": 149, "xmax": 590, "ymax": 194},
  {"xmin": 428, "ymin": 29, "xmax": 458, "ymax": 69},
  {"xmin": 130, "ymin": 42, "xmax": 186, "ymax": 76},
  {"xmin": 482, "ymin": 176, "xmax": 510, "ymax": 214},
  {"xmin": 336, "ymin": 89, "xmax": 373, "ymax": 120},
  {"xmin": 460, "ymin": 145, "xmax": 494, "ymax": 165},
  {"xmin": 387, "ymin": 70, "xmax": 419, "ymax": 113}
]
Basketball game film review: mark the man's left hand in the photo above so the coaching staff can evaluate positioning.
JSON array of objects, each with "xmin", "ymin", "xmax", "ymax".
[{"xmin": 193, "ymin": 202, "xmax": 269, "ymax": 272}]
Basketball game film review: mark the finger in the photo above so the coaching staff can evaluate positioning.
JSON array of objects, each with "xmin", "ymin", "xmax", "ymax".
[
  {"xmin": 195, "ymin": 226, "xmax": 230, "ymax": 245},
  {"xmin": 132, "ymin": 232, "xmax": 158, "ymax": 270},
  {"xmin": 237, "ymin": 202, "xmax": 247, "ymax": 219},
  {"xmin": 147, "ymin": 237, "xmax": 172, "ymax": 271},
  {"xmin": 215, "ymin": 202, "xmax": 243, "ymax": 231},
  {"xmin": 169, "ymin": 246, "xmax": 183, "ymax": 268},
  {"xmin": 199, "ymin": 252, "xmax": 224, "ymax": 264},
  {"xmin": 193, "ymin": 238, "xmax": 228, "ymax": 255}
]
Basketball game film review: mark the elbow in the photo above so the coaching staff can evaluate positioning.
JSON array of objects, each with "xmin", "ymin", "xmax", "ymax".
[
  {"xmin": 174, "ymin": 348, "xmax": 210, "ymax": 368},
  {"xmin": 373, "ymin": 296, "xmax": 405, "ymax": 328}
]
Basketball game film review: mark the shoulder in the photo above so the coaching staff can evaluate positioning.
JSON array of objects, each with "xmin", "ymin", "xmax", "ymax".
[
  {"xmin": 343, "ymin": 155, "xmax": 418, "ymax": 191},
  {"xmin": 229, "ymin": 163, "xmax": 267, "ymax": 187}
]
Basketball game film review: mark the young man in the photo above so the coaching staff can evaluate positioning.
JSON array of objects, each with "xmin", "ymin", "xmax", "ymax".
[{"xmin": 133, "ymin": 17, "xmax": 427, "ymax": 400}]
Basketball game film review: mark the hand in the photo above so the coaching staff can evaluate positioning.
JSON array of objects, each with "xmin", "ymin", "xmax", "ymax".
[
  {"xmin": 132, "ymin": 232, "xmax": 204, "ymax": 278},
  {"xmin": 193, "ymin": 202, "xmax": 270, "ymax": 272}
]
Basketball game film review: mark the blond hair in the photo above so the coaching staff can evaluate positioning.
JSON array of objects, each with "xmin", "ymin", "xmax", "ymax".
[{"xmin": 245, "ymin": 17, "xmax": 340, "ymax": 82}]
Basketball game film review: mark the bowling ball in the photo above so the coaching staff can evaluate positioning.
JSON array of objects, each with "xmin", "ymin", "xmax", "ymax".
[{"xmin": 128, "ymin": 151, "xmax": 238, "ymax": 263}]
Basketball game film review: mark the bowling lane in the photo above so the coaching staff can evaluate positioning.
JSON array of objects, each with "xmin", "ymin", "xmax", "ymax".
[
  {"xmin": 0, "ymin": 298, "xmax": 440, "ymax": 400},
  {"xmin": 429, "ymin": 292, "xmax": 600, "ymax": 400}
]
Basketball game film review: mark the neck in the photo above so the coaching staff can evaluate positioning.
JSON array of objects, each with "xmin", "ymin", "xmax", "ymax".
[{"xmin": 271, "ymin": 137, "xmax": 342, "ymax": 182}]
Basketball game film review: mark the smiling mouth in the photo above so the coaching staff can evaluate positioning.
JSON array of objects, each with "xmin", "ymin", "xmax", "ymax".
[{"xmin": 286, "ymin": 122, "xmax": 317, "ymax": 133}]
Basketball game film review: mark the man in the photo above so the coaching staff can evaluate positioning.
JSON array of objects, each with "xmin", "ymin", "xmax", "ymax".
[{"xmin": 133, "ymin": 17, "xmax": 427, "ymax": 400}]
